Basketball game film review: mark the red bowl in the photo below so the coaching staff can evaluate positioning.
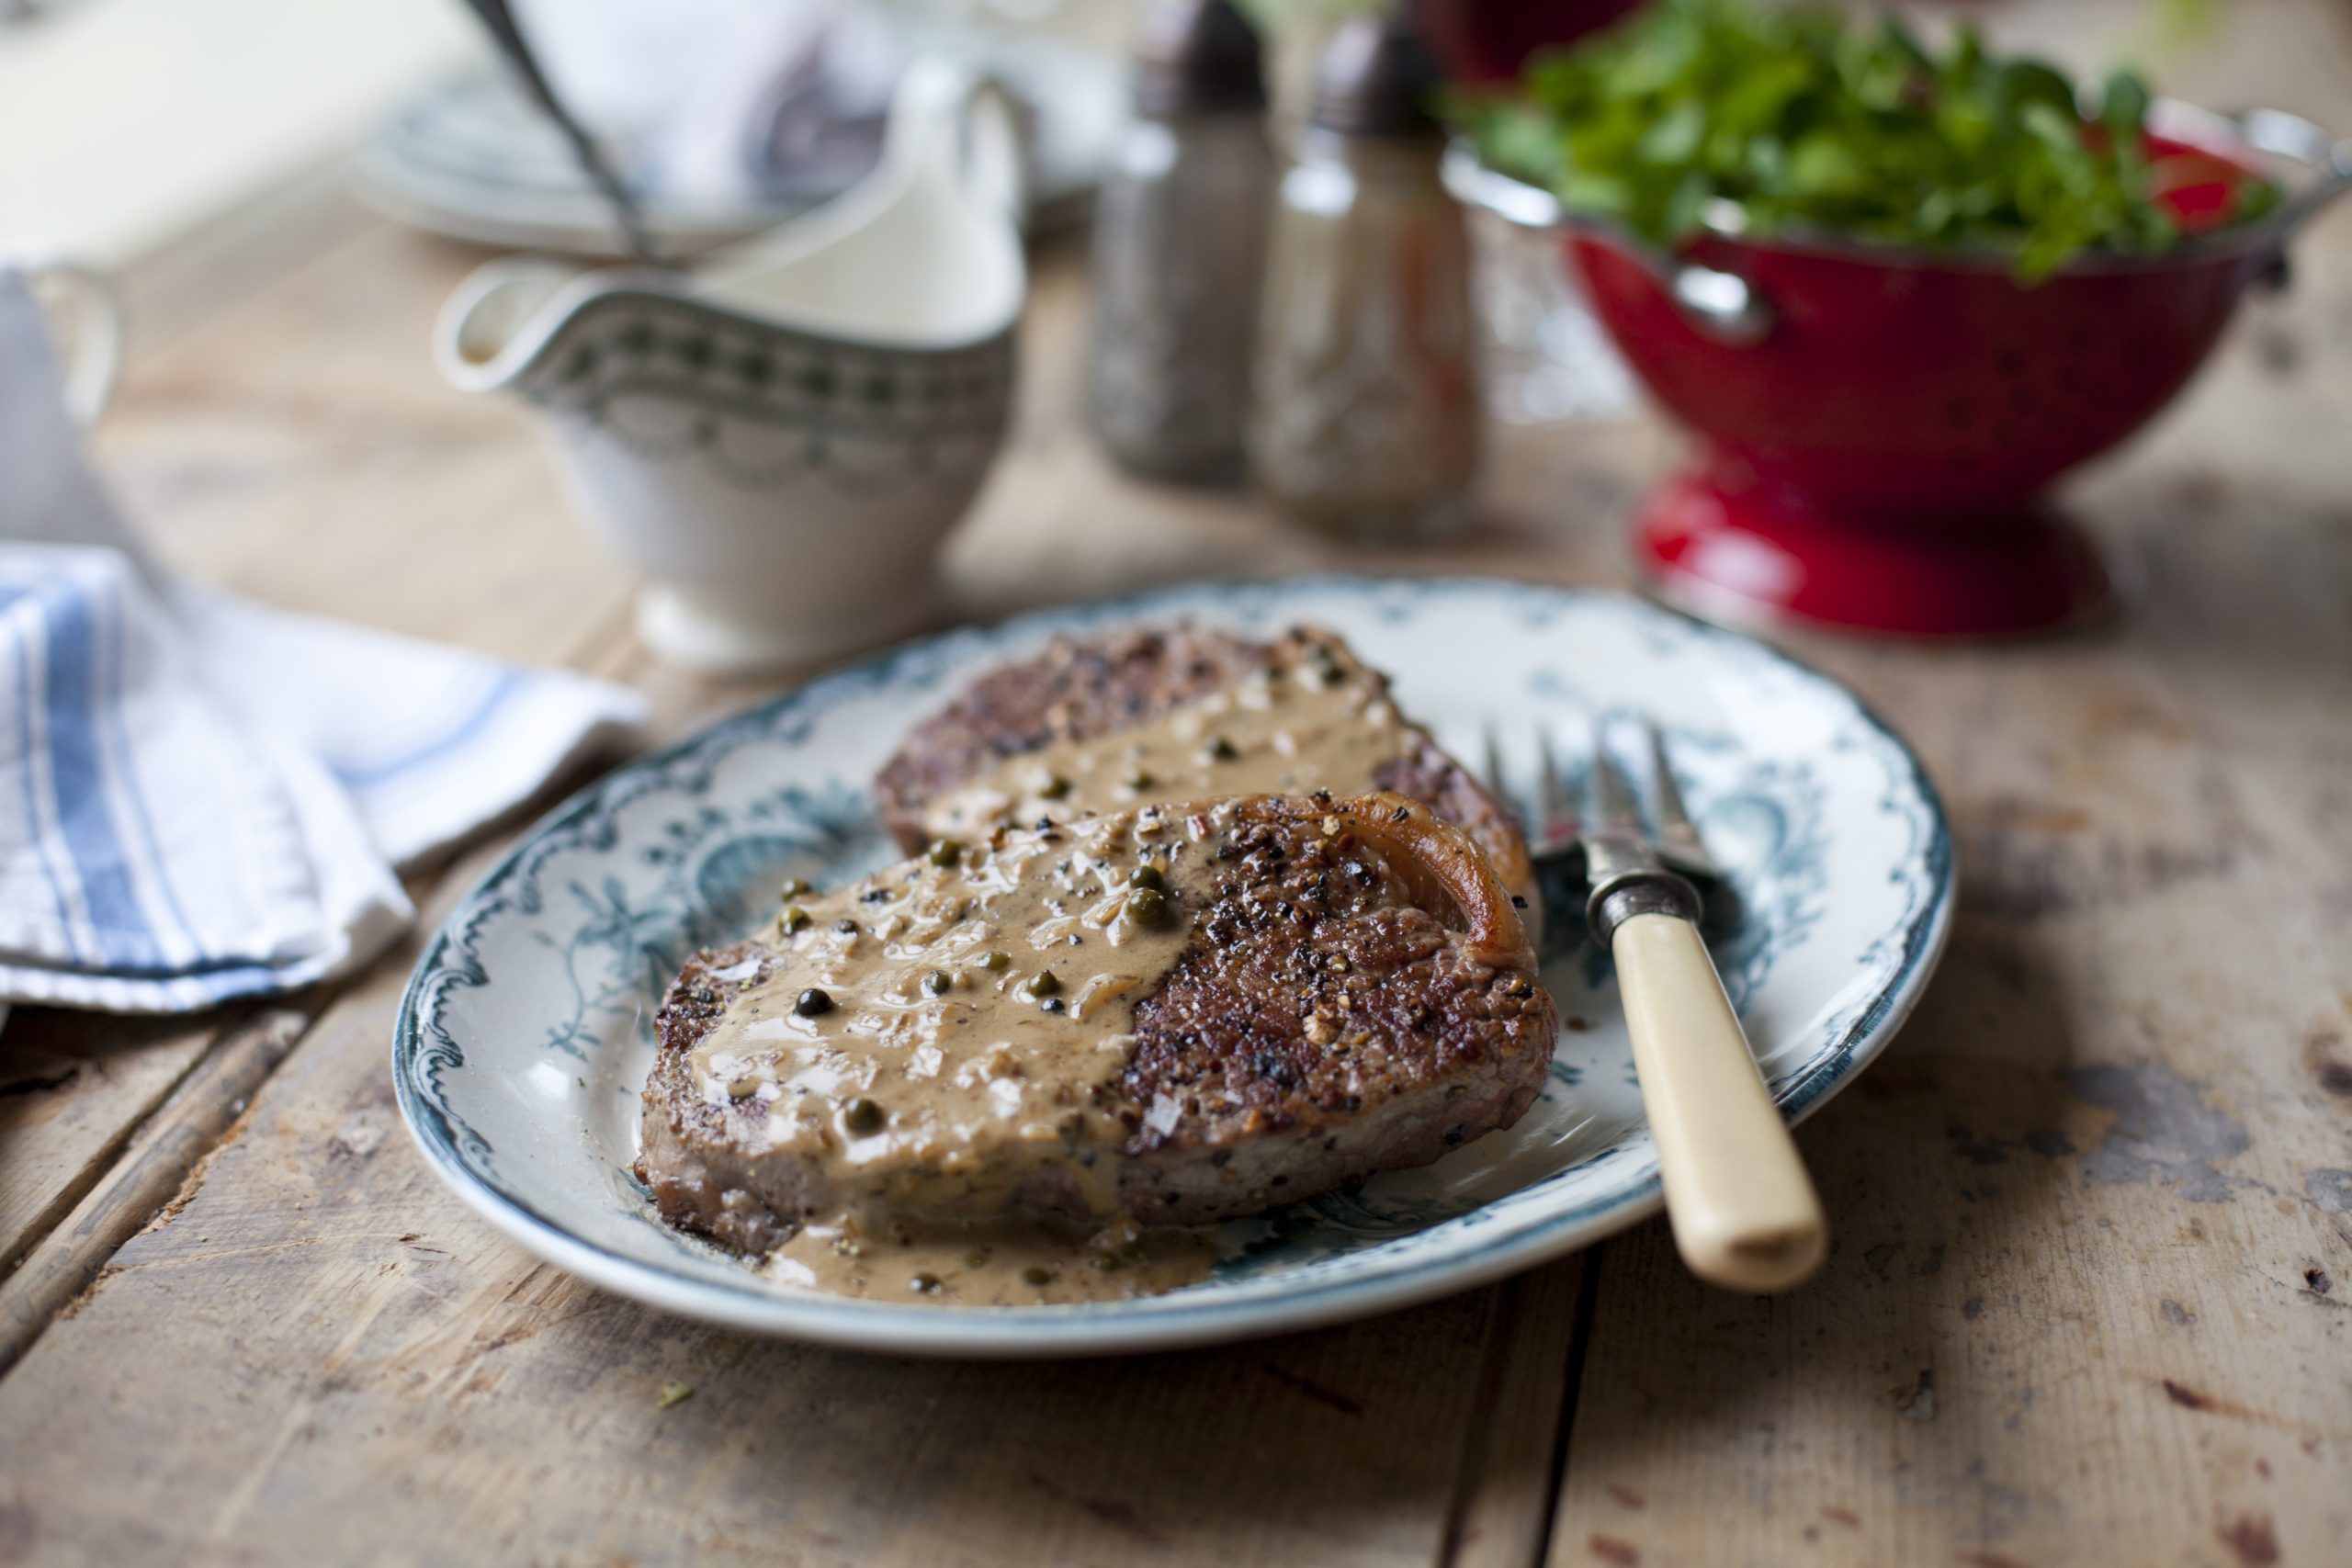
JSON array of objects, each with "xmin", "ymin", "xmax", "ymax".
[
  {"xmin": 1451, "ymin": 103, "xmax": 2352, "ymax": 637},
  {"xmin": 1413, "ymin": 0, "xmax": 1647, "ymax": 87}
]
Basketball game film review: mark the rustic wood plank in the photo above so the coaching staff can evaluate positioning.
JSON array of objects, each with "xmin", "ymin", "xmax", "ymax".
[
  {"xmin": 1548, "ymin": 522, "xmax": 2352, "ymax": 1568},
  {"xmin": 0, "ymin": 200, "xmax": 1595, "ymax": 1566},
  {"xmin": 0, "ymin": 969, "xmax": 1512, "ymax": 1568},
  {"xmin": 0, "ymin": 1012, "xmax": 220, "ymax": 1274},
  {"xmin": 20, "ymin": 1, "xmax": 2352, "ymax": 1557},
  {"xmin": 1443, "ymin": 1258, "xmax": 1594, "ymax": 1568},
  {"xmin": 0, "ymin": 1007, "xmax": 308, "ymax": 1371},
  {"xmin": 0, "ymin": 472, "xmax": 1571, "ymax": 1568},
  {"xmin": 1543, "ymin": 3, "xmax": 2352, "ymax": 1559},
  {"xmin": 0, "ymin": 660, "xmax": 1533, "ymax": 1568},
  {"xmin": 0, "ymin": 178, "xmax": 643, "ymax": 1298}
]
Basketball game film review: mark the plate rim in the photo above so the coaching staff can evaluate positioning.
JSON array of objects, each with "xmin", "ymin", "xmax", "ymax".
[{"xmin": 391, "ymin": 575, "xmax": 1954, "ymax": 1356}]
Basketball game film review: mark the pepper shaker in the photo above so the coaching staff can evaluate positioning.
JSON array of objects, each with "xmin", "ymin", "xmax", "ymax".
[
  {"xmin": 1249, "ymin": 6, "xmax": 1480, "ymax": 541},
  {"xmin": 1085, "ymin": 0, "xmax": 1274, "ymax": 484}
]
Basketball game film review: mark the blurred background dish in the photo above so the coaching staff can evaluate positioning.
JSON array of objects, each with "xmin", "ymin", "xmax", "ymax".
[
  {"xmin": 354, "ymin": 9, "xmax": 1122, "ymax": 253},
  {"xmin": 1417, "ymin": 0, "xmax": 1645, "ymax": 426}
]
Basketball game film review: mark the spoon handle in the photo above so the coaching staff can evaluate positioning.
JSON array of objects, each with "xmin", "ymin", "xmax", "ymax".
[{"xmin": 458, "ymin": 0, "xmax": 669, "ymax": 270}]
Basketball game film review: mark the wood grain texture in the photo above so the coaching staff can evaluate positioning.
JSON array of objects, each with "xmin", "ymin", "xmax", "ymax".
[
  {"xmin": 0, "ymin": 669, "xmax": 1533, "ymax": 1568},
  {"xmin": 6, "ymin": 1, "xmax": 2352, "ymax": 1562},
  {"xmin": 0, "ymin": 1012, "xmax": 218, "ymax": 1276},
  {"xmin": 0, "ymin": 198, "xmax": 642, "ymax": 1304},
  {"xmin": 0, "ymin": 1008, "xmax": 308, "ymax": 1371},
  {"xmin": 0, "ymin": 209, "xmax": 1577, "ymax": 1566},
  {"xmin": 1544, "ymin": 6, "xmax": 2352, "ymax": 1562},
  {"xmin": 1442, "ymin": 1259, "xmax": 1592, "ymax": 1568}
]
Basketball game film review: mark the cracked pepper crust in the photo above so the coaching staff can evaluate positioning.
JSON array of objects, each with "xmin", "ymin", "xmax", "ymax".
[
  {"xmin": 639, "ymin": 795, "xmax": 1560, "ymax": 1251},
  {"xmin": 871, "ymin": 623, "xmax": 1535, "ymax": 907}
]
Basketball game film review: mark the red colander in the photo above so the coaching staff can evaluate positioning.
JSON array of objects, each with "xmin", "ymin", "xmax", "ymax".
[{"xmin": 1452, "ymin": 102, "xmax": 2352, "ymax": 637}]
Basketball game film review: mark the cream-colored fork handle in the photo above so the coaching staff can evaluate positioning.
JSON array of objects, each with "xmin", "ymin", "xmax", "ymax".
[{"xmin": 1613, "ymin": 911, "xmax": 1828, "ymax": 1292}]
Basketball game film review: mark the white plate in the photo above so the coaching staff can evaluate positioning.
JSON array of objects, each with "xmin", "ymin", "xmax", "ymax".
[
  {"xmin": 351, "ymin": 31, "xmax": 1120, "ymax": 255},
  {"xmin": 394, "ymin": 578, "xmax": 1952, "ymax": 1356}
]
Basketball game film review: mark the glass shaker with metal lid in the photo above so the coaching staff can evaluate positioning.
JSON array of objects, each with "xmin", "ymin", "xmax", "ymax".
[
  {"xmin": 1085, "ymin": 0, "xmax": 1274, "ymax": 484},
  {"xmin": 1249, "ymin": 6, "xmax": 1481, "ymax": 540}
]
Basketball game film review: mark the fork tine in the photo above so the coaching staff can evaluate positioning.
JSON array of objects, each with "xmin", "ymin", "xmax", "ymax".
[
  {"xmin": 1537, "ymin": 731, "xmax": 1577, "ymax": 841},
  {"xmin": 1587, "ymin": 741, "xmax": 1645, "ymax": 840},
  {"xmin": 1642, "ymin": 721, "xmax": 1714, "ymax": 873},
  {"xmin": 1481, "ymin": 726, "xmax": 1510, "ymax": 810}
]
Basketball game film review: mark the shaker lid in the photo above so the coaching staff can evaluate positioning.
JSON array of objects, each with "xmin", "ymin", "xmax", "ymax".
[
  {"xmin": 1309, "ymin": 8, "xmax": 1444, "ymax": 137},
  {"xmin": 1131, "ymin": 0, "xmax": 1267, "ymax": 117}
]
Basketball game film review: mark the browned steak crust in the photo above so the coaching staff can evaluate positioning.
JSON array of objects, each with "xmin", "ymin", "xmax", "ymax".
[
  {"xmin": 873, "ymin": 625, "xmax": 1267, "ymax": 841},
  {"xmin": 1117, "ymin": 795, "xmax": 1557, "ymax": 1224},
  {"xmin": 870, "ymin": 624, "xmax": 1534, "ymax": 905},
  {"xmin": 639, "ymin": 795, "xmax": 1559, "ymax": 1249}
]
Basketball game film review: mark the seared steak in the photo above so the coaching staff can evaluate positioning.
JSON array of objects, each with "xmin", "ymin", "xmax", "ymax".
[
  {"xmin": 872, "ymin": 623, "xmax": 1535, "ymax": 918},
  {"xmin": 639, "ymin": 792, "xmax": 1558, "ymax": 1258}
]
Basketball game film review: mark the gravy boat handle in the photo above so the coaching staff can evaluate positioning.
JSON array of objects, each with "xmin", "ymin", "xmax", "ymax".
[{"xmin": 885, "ymin": 59, "xmax": 1027, "ymax": 226}]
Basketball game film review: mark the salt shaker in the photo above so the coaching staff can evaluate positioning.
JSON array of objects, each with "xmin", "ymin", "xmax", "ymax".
[
  {"xmin": 1249, "ymin": 7, "xmax": 1480, "ymax": 540},
  {"xmin": 1085, "ymin": 0, "xmax": 1273, "ymax": 483}
]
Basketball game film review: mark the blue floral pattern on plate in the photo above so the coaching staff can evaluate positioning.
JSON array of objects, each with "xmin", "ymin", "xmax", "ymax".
[{"xmin": 393, "ymin": 577, "xmax": 1951, "ymax": 1355}]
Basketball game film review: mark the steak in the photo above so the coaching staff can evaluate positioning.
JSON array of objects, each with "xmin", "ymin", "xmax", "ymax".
[
  {"xmin": 639, "ymin": 792, "xmax": 1558, "ymax": 1258},
  {"xmin": 871, "ymin": 623, "xmax": 1535, "ymax": 920}
]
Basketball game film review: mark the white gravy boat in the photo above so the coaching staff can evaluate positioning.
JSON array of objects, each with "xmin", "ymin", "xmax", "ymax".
[{"xmin": 435, "ymin": 62, "xmax": 1025, "ymax": 673}]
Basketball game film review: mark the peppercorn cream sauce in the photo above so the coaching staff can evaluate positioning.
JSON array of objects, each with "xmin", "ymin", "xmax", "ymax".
[
  {"xmin": 690, "ymin": 805, "xmax": 1230, "ymax": 1303},
  {"xmin": 762, "ymin": 1211, "xmax": 1217, "ymax": 1306},
  {"xmin": 916, "ymin": 644, "xmax": 1415, "ymax": 845}
]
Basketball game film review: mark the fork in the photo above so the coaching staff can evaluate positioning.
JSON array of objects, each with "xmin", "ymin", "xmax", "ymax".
[{"xmin": 1488, "ymin": 721, "xmax": 1828, "ymax": 1293}]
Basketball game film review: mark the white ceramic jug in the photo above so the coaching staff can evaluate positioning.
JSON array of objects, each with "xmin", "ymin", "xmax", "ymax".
[{"xmin": 435, "ymin": 62, "xmax": 1025, "ymax": 673}]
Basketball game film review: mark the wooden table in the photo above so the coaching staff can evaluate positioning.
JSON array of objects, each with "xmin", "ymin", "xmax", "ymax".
[{"xmin": 5, "ymin": 4, "xmax": 2350, "ymax": 1562}]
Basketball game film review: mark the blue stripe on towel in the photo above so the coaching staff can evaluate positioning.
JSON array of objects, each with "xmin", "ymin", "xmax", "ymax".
[
  {"xmin": 332, "ymin": 668, "xmax": 526, "ymax": 791},
  {"xmin": 35, "ymin": 575, "xmax": 162, "ymax": 968},
  {"xmin": 2, "ymin": 585, "xmax": 83, "ymax": 963},
  {"xmin": 98, "ymin": 574, "xmax": 198, "ymax": 963}
]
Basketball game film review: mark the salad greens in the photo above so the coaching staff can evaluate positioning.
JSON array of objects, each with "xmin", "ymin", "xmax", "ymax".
[{"xmin": 1455, "ymin": 0, "xmax": 2277, "ymax": 279}]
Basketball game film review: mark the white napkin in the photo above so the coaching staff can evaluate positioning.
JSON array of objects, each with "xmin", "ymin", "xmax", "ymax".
[{"xmin": 0, "ymin": 269, "xmax": 647, "ymax": 1012}]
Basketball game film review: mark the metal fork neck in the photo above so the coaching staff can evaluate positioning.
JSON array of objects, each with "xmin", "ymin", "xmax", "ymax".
[{"xmin": 1589, "ymin": 868, "xmax": 1702, "ymax": 950}]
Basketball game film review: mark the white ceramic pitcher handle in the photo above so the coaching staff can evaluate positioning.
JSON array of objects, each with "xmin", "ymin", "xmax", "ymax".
[
  {"xmin": 883, "ymin": 60, "xmax": 1026, "ymax": 224},
  {"xmin": 960, "ymin": 79, "xmax": 1025, "ymax": 223},
  {"xmin": 10, "ymin": 255, "xmax": 123, "ymax": 427}
]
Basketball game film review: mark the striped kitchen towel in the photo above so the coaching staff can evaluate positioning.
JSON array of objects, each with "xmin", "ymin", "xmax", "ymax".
[{"xmin": 0, "ymin": 267, "xmax": 646, "ymax": 1012}]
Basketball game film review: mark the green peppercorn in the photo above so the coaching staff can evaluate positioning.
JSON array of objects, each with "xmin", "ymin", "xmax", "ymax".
[
  {"xmin": 910, "ymin": 1272, "xmax": 943, "ymax": 1294},
  {"xmin": 1022, "ymin": 970, "xmax": 1061, "ymax": 998},
  {"xmin": 1034, "ymin": 772, "xmax": 1072, "ymax": 801},
  {"xmin": 922, "ymin": 969, "xmax": 952, "ymax": 998},
  {"xmin": 1124, "ymin": 886, "xmax": 1172, "ymax": 929},
  {"xmin": 842, "ymin": 1097, "xmax": 885, "ymax": 1134},
  {"xmin": 1090, "ymin": 1253, "xmax": 1125, "ymax": 1272},
  {"xmin": 1022, "ymin": 1266, "xmax": 1054, "ymax": 1286},
  {"xmin": 1125, "ymin": 769, "xmax": 1156, "ymax": 791},
  {"xmin": 778, "ymin": 877, "xmax": 811, "ymax": 899},
  {"xmin": 1203, "ymin": 736, "xmax": 1238, "ymax": 761},
  {"xmin": 978, "ymin": 951, "xmax": 1011, "ymax": 972},
  {"xmin": 778, "ymin": 905, "xmax": 811, "ymax": 935},
  {"xmin": 1129, "ymin": 863, "xmax": 1166, "ymax": 893},
  {"xmin": 925, "ymin": 838, "xmax": 962, "ymax": 868}
]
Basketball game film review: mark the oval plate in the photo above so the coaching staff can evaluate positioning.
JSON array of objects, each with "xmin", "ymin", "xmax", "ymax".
[{"xmin": 394, "ymin": 577, "xmax": 1951, "ymax": 1356}]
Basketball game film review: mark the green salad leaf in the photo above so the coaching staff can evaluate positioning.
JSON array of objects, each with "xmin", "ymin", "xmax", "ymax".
[{"xmin": 1452, "ymin": 0, "xmax": 2278, "ymax": 280}]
